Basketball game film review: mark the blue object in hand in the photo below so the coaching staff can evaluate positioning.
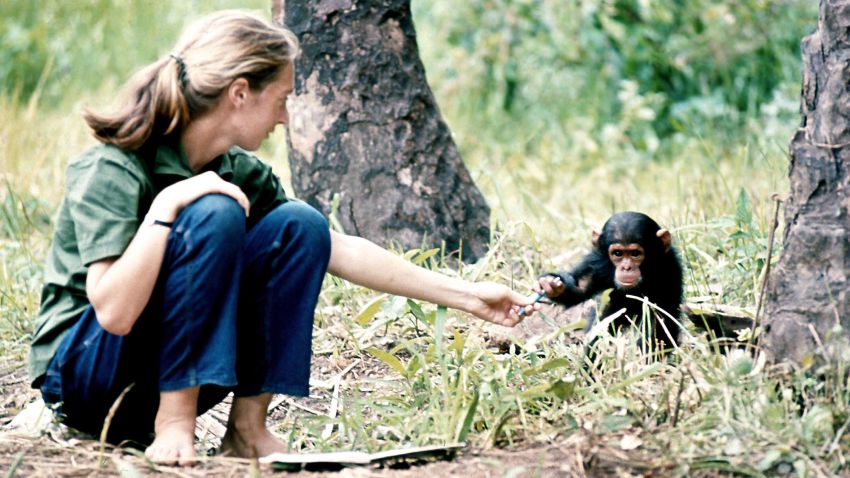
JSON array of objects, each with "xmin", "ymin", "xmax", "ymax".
[{"xmin": 518, "ymin": 291, "xmax": 547, "ymax": 317}]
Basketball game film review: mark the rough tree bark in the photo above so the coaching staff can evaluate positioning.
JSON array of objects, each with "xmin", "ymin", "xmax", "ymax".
[
  {"xmin": 763, "ymin": 1, "xmax": 850, "ymax": 364},
  {"xmin": 272, "ymin": 0, "xmax": 491, "ymax": 262}
]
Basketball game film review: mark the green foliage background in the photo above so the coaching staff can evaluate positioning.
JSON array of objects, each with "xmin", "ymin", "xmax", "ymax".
[
  {"xmin": 414, "ymin": 0, "xmax": 811, "ymax": 140},
  {"xmin": 5, "ymin": 1, "xmax": 847, "ymax": 476},
  {"xmin": 0, "ymin": 0, "xmax": 270, "ymax": 107},
  {"xmin": 0, "ymin": 0, "xmax": 814, "ymax": 311}
]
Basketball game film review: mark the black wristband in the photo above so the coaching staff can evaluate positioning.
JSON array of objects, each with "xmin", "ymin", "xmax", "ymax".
[{"xmin": 143, "ymin": 216, "xmax": 174, "ymax": 228}]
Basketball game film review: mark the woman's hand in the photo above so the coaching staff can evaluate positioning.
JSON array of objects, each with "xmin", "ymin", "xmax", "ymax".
[
  {"xmin": 463, "ymin": 282, "xmax": 534, "ymax": 327},
  {"xmin": 148, "ymin": 171, "xmax": 250, "ymax": 221}
]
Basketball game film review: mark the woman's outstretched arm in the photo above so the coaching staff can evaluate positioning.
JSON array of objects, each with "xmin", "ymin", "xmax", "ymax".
[{"xmin": 327, "ymin": 231, "xmax": 532, "ymax": 327}]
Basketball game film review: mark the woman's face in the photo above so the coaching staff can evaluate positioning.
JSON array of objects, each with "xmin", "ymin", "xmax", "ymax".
[{"xmin": 233, "ymin": 65, "xmax": 294, "ymax": 151}]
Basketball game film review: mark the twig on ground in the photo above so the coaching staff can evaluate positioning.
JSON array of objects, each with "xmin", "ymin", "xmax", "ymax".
[
  {"xmin": 752, "ymin": 193, "xmax": 783, "ymax": 353},
  {"xmin": 321, "ymin": 378, "xmax": 342, "ymax": 440},
  {"xmin": 98, "ymin": 383, "xmax": 134, "ymax": 468}
]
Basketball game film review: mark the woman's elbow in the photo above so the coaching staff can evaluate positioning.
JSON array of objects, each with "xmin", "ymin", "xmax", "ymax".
[
  {"xmin": 97, "ymin": 315, "xmax": 134, "ymax": 336},
  {"xmin": 90, "ymin": 301, "xmax": 135, "ymax": 336}
]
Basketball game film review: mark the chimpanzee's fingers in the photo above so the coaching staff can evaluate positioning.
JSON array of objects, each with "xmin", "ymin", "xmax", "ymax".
[{"xmin": 542, "ymin": 281, "xmax": 558, "ymax": 296}]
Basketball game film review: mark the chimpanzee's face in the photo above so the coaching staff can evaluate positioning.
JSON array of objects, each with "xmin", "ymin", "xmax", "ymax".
[{"xmin": 608, "ymin": 243, "xmax": 645, "ymax": 289}]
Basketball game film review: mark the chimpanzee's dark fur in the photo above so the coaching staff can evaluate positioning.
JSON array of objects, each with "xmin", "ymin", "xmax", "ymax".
[{"xmin": 545, "ymin": 211, "xmax": 684, "ymax": 350}]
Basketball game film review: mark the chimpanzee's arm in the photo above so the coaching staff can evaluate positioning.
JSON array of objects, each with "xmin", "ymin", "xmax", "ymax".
[{"xmin": 543, "ymin": 252, "xmax": 613, "ymax": 308}]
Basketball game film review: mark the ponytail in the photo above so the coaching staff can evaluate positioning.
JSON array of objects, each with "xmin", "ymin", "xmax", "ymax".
[
  {"xmin": 82, "ymin": 10, "xmax": 299, "ymax": 152},
  {"xmin": 83, "ymin": 56, "xmax": 189, "ymax": 151}
]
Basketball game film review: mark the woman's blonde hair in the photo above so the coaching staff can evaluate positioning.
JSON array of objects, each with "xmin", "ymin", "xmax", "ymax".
[{"xmin": 83, "ymin": 10, "xmax": 299, "ymax": 152}]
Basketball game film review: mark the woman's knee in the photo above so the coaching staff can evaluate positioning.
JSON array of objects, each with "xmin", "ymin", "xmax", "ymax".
[
  {"xmin": 272, "ymin": 201, "xmax": 331, "ymax": 259},
  {"xmin": 174, "ymin": 194, "xmax": 246, "ymax": 243}
]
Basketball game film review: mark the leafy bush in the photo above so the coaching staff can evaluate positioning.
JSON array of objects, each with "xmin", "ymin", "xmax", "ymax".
[
  {"xmin": 414, "ymin": 0, "xmax": 816, "ymax": 142},
  {"xmin": 0, "ymin": 0, "xmax": 267, "ymax": 109}
]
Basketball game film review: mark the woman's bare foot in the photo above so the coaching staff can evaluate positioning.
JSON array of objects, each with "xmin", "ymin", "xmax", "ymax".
[
  {"xmin": 220, "ymin": 425, "xmax": 287, "ymax": 458},
  {"xmin": 145, "ymin": 388, "xmax": 199, "ymax": 466},
  {"xmin": 218, "ymin": 393, "xmax": 287, "ymax": 458}
]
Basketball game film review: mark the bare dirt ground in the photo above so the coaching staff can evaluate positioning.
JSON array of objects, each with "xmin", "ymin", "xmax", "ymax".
[
  {"xmin": 0, "ymin": 305, "xmax": 701, "ymax": 477},
  {"xmin": 0, "ymin": 423, "xmax": 679, "ymax": 478},
  {"xmin": 0, "ymin": 431, "xmax": 675, "ymax": 478}
]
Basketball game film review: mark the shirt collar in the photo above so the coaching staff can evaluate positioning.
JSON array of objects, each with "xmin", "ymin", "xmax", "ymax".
[
  {"xmin": 152, "ymin": 142, "xmax": 234, "ymax": 180},
  {"xmin": 152, "ymin": 141, "xmax": 193, "ymax": 178}
]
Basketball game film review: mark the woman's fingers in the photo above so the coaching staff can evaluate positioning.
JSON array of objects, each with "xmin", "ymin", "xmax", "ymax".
[
  {"xmin": 180, "ymin": 172, "xmax": 251, "ymax": 216},
  {"xmin": 214, "ymin": 180, "xmax": 250, "ymax": 216}
]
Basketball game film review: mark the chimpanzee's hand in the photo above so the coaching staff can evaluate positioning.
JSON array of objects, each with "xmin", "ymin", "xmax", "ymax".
[{"xmin": 534, "ymin": 274, "xmax": 566, "ymax": 298}]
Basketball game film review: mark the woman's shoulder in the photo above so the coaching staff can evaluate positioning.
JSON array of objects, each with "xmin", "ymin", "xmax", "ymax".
[
  {"xmin": 68, "ymin": 143, "xmax": 144, "ymax": 171},
  {"xmin": 65, "ymin": 143, "xmax": 150, "ymax": 187}
]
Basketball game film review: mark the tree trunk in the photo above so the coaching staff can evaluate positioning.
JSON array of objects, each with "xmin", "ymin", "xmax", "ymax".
[
  {"xmin": 763, "ymin": 1, "xmax": 850, "ymax": 364},
  {"xmin": 273, "ymin": 0, "xmax": 491, "ymax": 262}
]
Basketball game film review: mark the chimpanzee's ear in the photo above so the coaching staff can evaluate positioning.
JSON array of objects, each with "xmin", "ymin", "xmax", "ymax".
[
  {"xmin": 657, "ymin": 228, "xmax": 672, "ymax": 252},
  {"xmin": 592, "ymin": 230, "xmax": 601, "ymax": 249}
]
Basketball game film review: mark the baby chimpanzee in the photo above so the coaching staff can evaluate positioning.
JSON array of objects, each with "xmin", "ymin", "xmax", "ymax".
[{"xmin": 535, "ymin": 211, "xmax": 684, "ymax": 351}]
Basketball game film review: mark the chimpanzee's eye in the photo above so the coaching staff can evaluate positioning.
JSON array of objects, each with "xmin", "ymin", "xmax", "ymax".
[{"xmin": 612, "ymin": 250, "xmax": 623, "ymax": 257}]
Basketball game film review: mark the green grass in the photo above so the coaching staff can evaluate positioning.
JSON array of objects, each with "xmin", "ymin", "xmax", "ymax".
[{"xmin": 3, "ymin": 0, "xmax": 846, "ymax": 475}]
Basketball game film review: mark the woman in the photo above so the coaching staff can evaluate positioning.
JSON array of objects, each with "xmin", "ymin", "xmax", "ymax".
[{"xmin": 28, "ymin": 10, "xmax": 532, "ymax": 466}]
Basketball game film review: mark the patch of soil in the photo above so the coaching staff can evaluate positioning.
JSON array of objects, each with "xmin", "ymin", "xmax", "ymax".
[
  {"xmin": 1, "ymin": 430, "xmax": 683, "ymax": 477},
  {"xmin": 1, "ymin": 309, "xmax": 692, "ymax": 477}
]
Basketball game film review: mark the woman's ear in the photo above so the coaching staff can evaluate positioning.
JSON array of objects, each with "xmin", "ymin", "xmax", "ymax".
[{"xmin": 227, "ymin": 78, "xmax": 250, "ymax": 107}]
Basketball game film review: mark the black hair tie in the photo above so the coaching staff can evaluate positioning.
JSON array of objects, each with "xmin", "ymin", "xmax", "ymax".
[{"xmin": 169, "ymin": 53, "xmax": 188, "ymax": 90}]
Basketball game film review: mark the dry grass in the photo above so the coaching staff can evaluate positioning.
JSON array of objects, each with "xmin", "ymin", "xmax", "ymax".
[{"xmin": 2, "ymin": 2, "xmax": 845, "ymax": 476}]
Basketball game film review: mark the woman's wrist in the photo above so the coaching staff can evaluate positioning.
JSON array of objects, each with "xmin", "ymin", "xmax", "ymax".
[
  {"xmin": 144, "ymin": 208, "xmax": 177, "ymax": 224},
  {"xmin": 449, "ymin": 279, "xmax": 481, "ymax": 314},
  {"xmin": 147, "ymin": 190, "xmax": 180, "ymax": 223},
  {"xmin": 142, "ymin": 215, "xmax": 174, "ymax": 228}
]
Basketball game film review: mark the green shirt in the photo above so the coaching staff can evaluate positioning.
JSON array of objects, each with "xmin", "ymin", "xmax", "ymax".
[{"xmin": 29, "ymin": 142, "xmax": 288, "ymax": 386}]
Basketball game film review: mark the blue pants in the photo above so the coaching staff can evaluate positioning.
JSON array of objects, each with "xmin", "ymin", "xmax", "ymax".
[{"xmin": 40, "ymin": 196, "xmax": 331, "ymax": 445}]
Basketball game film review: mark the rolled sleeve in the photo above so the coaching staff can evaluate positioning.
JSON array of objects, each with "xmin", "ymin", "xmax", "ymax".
[{"xmin": 66, "ymin": 156, "xmax": 144, "ymax": 266}]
